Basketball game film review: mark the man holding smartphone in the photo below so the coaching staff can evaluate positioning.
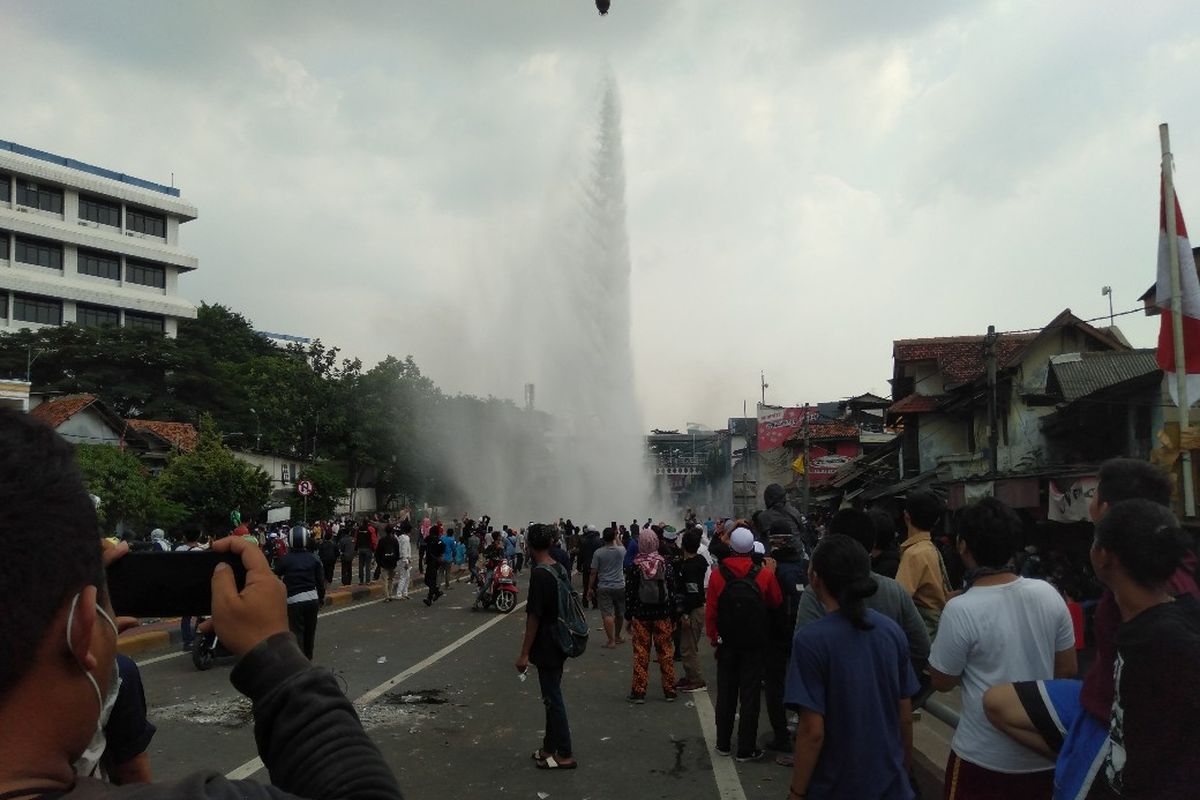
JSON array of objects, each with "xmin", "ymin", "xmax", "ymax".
[{"xmin": 0, "ymin": 410, "xmax": 403, "ymax": 800}]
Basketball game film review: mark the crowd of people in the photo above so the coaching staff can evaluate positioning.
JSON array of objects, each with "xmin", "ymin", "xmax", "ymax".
[{"xmin": 2, "ymin": 398, "xmax": 1197, "ymax": 800}]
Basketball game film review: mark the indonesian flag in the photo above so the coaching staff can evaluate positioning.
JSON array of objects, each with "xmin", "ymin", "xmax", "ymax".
[{"xmin": 1157, "ymin": 175, "xmax": 1200, "ymax": 407}]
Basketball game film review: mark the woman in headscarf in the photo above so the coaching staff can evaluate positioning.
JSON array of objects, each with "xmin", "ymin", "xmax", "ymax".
[{"xmin": 625, "ymin": 527, "xmax": 678, "ymax": 703}]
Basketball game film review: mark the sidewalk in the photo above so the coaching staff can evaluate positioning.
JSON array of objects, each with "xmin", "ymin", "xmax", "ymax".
[{"xmin": 116, "ymin": 580, "xmax": 389, "ymax": 657}]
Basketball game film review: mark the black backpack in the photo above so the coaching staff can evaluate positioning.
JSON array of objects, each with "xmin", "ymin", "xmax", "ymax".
[{"xmin": 717, "ymin": 564, "xmax": 768, "ymax": 648}]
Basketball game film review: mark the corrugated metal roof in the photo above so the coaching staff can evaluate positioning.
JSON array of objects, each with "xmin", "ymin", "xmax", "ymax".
[{"xmin": 1048, "ymin": 349, "xmax": 1160, "ymax": 403}]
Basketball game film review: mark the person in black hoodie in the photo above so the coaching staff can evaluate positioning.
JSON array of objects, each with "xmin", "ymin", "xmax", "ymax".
[
  {"xmin": 577, "ymin": 526, "xmax": 603, "ymax": 609},
  {"xmin": 375, "ymin": 526, "xmax": 402, "ymax": 602},
  {"xmin": 763, "ymin": 522, "xmax": 808, "ymax": 756},
  {"xmin": 423, "ymin": 530, "xmax": 446, "ymax": 606},
  {"xmin": 274, "ymin": 526, "xmax": 326, "ymax": 660},
  {"xmin": 317, "ymin": 532, "xmax": 339, "ymax": 586},
  {"xmin": 0, "ymin": 409, "xmax": 403, "ymax": 800}
]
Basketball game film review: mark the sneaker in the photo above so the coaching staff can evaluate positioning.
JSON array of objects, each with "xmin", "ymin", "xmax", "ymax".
[
  {"xmin": 736, "ymin": 749, "xmax": 765, "ymax": 763},
  {"xmin": 715, "ymin": 746, "xmax": 731, "ymax": 757},
  {"xmin": 681, "ymin": 680, "xmax": 707, "ymax": 693},
  {"xmin": 423, "ymin": 598, "xmax": 432, "ymax": 607},
  {"xmin": 766, "ymin": 738, "xmax": 791, "ymax": 753},
  {"xmin": 664, "ymin": 691, "xmax": 678, "ymax": 702},
  {"xmin": 626, "ymin": 692, "xmax": 645, "ymax": 704}
]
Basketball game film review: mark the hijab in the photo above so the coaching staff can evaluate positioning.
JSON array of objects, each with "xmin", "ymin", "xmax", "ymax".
[{"xmin": 633, "ymin": 528, "xmax": 666, "ymax": 580}]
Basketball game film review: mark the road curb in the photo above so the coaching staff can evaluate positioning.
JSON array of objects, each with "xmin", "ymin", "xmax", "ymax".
[{"xmin": 118, "ymin": 629, "xmax": 177, "ymax": 657}]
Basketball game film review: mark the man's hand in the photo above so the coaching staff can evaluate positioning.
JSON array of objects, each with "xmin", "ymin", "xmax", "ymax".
[
  {"xmin": 101, "ymin": 539, "xmax": 140, "ymax": 632},
  {"xmin": 203, "ymin": 535, "xmax": 288, "ymax": 658},
  {"xmin": 763, "ymin": 556, "xmax": 777, "ymax": 572},
  {"xmin": 515, "ymin": 653, "xmax": 529, "ymax": 673}
]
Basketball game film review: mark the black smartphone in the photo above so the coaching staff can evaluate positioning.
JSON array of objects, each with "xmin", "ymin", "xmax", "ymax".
[{"xmin": 106, "ymin": 551, "xmax": 247, "ymax": 617}]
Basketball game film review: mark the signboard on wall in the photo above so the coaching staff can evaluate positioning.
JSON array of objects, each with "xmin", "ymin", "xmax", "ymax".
[{"xmin": 1048, "ymin": 477, "xmax": 1098, "ymax": 523}]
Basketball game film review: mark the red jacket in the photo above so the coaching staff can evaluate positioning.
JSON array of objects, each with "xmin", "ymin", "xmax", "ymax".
[{"xmin": 705, "ymin": 556, "xmax": 783, "ymax": 645}]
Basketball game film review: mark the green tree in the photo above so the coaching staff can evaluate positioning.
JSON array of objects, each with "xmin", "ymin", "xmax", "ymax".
[
  {"xmin": 75, "ymin": 444, "xmax": 188, "ymax": 534},
  {"xmin": 157, "ymin": 416, "xmax": 272, "ymax": 533},
  {"xmin": 296, "ymin": 462, "xmax": 349, "ymax": 521}
]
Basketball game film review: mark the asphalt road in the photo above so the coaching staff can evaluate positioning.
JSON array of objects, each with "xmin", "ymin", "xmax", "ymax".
[{"xmin": 134, "ymin": 574, "xmax": 795, "ymax": 800}]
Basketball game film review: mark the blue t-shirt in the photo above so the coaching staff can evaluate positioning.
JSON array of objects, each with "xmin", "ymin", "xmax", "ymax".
[{"xmin": 785, "ymin": 609, "xmax": 920, "ymax": 800}]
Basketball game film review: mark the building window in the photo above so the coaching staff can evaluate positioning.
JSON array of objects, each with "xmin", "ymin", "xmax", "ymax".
[
  {"xmin": 126, "ymin": 207, "xmax": 166, "ymax": 238},
  {"xmin": 15, "ymin": 180, "xmax": 64, "ymax": 214},
  {"xmin": 125, "ymin": 311, "xmax": 164, "ymax": 332},
  {"xmin": 0, "ymin": 294, "xmax": 7, "ymax": 320},
  {"xmin": 76, "ymin": 303, "xmax": 120, "ymax": 328},
  {"xmin": 79, "ymin": 195, "xmax": 121, "ymax": 227},
  {"xmin": 77, "ymin": 248, "xmax": 122, "ymax": 281},
  {"xmin": 0, "ymin": 174, "xmax": 9, "ymax": 203},
  {"xmin": 12, "ymin": 294, "xmax": 62, "ymax": 326},
  {"xmin": 14, "ymin": 236, "xmax": 63, "ymax": 270},
  {"xmin": 0, "ymin": 231, "xmax": 8, "ymax": 260},
  {"xmin": 126, "ymin": 259, "xmax": 166, "ymax": 288}
]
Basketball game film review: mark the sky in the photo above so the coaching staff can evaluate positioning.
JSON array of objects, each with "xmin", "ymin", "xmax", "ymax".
[{"xmin": 4, "ymin": 1, "xmax": 1200, "ymax": 430}]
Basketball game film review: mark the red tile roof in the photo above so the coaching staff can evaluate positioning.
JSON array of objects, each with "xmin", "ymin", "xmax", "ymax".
[
  {"xmin": 888, "ymin": 393, "xmax": 946, "ymax": 415},
  {"xmin": 29, "ymin": 394, "xmax": 98, "ymax": 429},
  {"xmin": 127, "ymin": 420, "xmax": 199, "ymax": 452},
  {"xmin": 893, "ymin": 334, "xmax": 1037, "ymax": 385}
]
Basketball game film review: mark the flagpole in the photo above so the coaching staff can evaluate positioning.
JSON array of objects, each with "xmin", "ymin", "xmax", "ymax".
[{"xmin": 1161, "ymin": 122, "xmax": 1197, "ymax": 518}]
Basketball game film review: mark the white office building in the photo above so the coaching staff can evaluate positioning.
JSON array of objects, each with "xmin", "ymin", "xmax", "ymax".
[{"xmin": 0, "ymin": 140, "xmax": 197, "ymax": 336}]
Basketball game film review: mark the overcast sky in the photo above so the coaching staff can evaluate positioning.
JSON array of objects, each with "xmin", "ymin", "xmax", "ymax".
[{"xmin": 4, "ymin": 1, "xmax": 1200, "ymax": 429}]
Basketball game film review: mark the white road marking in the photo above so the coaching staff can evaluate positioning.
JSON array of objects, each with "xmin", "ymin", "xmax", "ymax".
[
  {"xmin": 224, "ymin": 602, "xmax": 527, "ymax": 780},
  {"xmin": 135, "ymin": 597, "xmax": 385, "ymax": 668},
  {"xmin": 691, "ymin": 689, "xmax": 748, "ymax": 800}
]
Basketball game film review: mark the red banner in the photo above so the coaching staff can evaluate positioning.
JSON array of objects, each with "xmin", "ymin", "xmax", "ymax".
[{"xmin": 757, "ymin": 406, "xmax": 821, "ymax": 451}]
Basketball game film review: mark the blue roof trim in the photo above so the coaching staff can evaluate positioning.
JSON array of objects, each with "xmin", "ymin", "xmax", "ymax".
[
  {"xmin": 0, "ymin": 139, "xmax": 181, "ymax": 197},
  {"xmin": 257, "ymin": 330, "xmax": 312, "ymax": 345}
]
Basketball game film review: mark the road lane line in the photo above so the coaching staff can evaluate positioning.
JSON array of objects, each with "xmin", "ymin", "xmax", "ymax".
[
  {"xmin": 691, "ymin": 689, "xmax": 748, "ymax": 800},
  {"xmin": 136, "ymin": 597, "xmax": 388, "ymax": 668},
  {"xmin": 224, "ymin": 602, "xmax": 528, "ymax": 780}
]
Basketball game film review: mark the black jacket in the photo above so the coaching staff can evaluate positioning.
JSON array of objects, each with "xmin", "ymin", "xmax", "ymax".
[
  {"xmin": 274, "ymin": 551, "xmax": 326, "ymax": 603},
  {"xmin": 375, "ymin": 534, "xmax": 401, "ymax": 570},
  {"xmin": 66, "ymin": 634, "xmax": 402, "ymax": 800}
]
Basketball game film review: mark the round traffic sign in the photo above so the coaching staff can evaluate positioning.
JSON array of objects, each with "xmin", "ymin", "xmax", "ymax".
[{"xmin": 297, "ymin": 479, "xmax": 314, "ymax": 496}]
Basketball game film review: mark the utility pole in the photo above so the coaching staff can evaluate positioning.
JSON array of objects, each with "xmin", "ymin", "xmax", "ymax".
[
  {"xmin": 985, "ymin": 325, "xmax": 999, "ymax": 474},
  {"xmin": 801, "ymin": 403, "xmax": 811, "ymax": 516},
  {"xmin": 1162, "ymin": 123, "xmax": 1197, "ymax": 517},
  {"xmin": 1101, "ymin": 286, "xmax": 1114, "ymax": 327},
  {"xmin": 760, "ymin": 371, "xmax": 769, "ymax": 407}
]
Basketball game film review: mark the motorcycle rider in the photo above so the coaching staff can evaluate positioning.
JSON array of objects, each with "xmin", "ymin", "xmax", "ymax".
[{"xmin": 274, "ymin": 525, "xmax": 326, "ymax": 660}]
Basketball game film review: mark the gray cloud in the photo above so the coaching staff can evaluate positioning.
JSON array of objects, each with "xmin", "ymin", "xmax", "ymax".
[{"xmin": 2, "ymin": 0, "xmax": 1197, "ymax": 428}]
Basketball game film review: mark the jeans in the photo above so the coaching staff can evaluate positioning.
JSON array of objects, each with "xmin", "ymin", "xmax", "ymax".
[
  {"xmin": 287, "ymin": 600, "xmax": 320, "ymax": 660},
  {"xmin": 715, "ymin": 646, "xmax": 765, "ymax": 756},
  {"xmin": 322, "ymin": 559, "xmax": 336, "ymax": 585},
  {"xmin": 180, "ymin": 616, "xmax": 194, "ymax": 648},
  {"xmin": 382, "ymin": 567, "xmax": 397, "ymax": 598},
  {"xmin": 537, "ymin": 664, "xmax": 572, "ymax": 758},
  {"xmin": 358, "ymin": 548, "xmax": 373, "ymax": 584},
  {"xmin": 514, "ymin": 553, "xmax": 524, "ymax": 571},
  {"xmin": 340, "ymin": 558, "xmax": 353, "ymax": 586}
]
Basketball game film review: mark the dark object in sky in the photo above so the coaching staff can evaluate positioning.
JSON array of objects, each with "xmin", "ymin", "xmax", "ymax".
[{"xmin": 596, "ymin": 0, "xmax": 610, "ymax": 15}]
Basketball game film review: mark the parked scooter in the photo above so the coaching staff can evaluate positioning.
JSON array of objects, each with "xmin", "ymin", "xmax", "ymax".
[
  {"xmin": 191, "ymin": 616, "xmax": 236, "ymax": 670},
  {"xmin": 472, "ymin": 558, "xmax": 519, "ymax": 613}
]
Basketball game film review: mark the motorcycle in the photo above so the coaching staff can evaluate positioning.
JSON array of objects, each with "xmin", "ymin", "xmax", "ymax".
[
  {"xmin": 191, "ymin": 616, "xmax": 236, "ymax": 670},
  {"xmin": 472, "ymin": 558, "xmax": 519, "ymax": 613}
]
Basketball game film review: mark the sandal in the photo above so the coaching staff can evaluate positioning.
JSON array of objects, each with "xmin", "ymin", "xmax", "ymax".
[
  {"xmin": 535, "ymin": 755, "xmax": 578, "ymax": 770},
  {"xmin": 532, "ymin": 749, "xmax": 552, "ymax": 761}
]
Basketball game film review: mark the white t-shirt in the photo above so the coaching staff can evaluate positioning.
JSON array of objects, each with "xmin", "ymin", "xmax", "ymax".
[{"xmin": 929, "ymin": 577, "xmax": 1075, "ymax": 773}]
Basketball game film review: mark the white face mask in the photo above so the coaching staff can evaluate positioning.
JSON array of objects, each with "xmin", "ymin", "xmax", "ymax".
[{"xmin": 67, "ymin": 592, "xmax": 122, "ymax": 777}]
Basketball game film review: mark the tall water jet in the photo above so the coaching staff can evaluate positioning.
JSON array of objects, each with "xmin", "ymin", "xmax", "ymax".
[{"xmin": 428, "ymin": 75, "xmax": 654, "ymax": 525}]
